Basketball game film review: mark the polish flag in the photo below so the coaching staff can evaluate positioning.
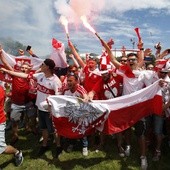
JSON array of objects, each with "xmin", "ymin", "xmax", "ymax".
[
  {"xmin": 0, "ymin": 50, "xmax": 44, "ymax": 83},
  {"xmin": 48, "ymin": 80, "xmax": 162, "ymax": 138},
  {"xmin": 0, "ymin": 49, "xmax": 43, "ymax": 71}
]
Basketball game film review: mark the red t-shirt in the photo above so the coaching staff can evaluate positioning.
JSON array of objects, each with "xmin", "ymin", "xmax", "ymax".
[
  {"xmin": 0, "ymin": 86, "xmax": 6, "ymax": 124},
  {"xmin": 83, "ymin": 66, "xmax": 101, "ymax": 93},
  {"xmin": 92, "ymin": 73, "xmax": 123, "ymax": 100},
  {"xmin": 11, "ymin": 76, "xmax": 30, "ymax": 105}
]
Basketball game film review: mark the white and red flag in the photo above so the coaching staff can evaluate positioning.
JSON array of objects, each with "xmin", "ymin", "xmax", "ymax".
[
  {"xmin": 48, "ymin": 80, "xmax": 162, "ymax": 138},
  {"xmin": 0, "ymin": 49, "xmax": 44, "ymax": 83},
  {"xmin": 0, "ymin": 49, "xmax": 43, "ymax": 70},
  {"xmin": 50, "ymin": 38, "xmax": 68, "ymax": 68}
]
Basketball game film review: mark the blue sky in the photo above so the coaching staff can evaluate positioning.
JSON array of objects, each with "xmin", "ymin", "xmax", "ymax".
[{"xmin": 0, "ymin": 0, "xmax": 170, "ymax": 57}]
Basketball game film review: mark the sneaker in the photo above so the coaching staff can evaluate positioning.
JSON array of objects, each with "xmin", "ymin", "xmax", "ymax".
[
  {"xmin": 56, "ymin": 146, "xmax": 63, "ymax": 158},
  {"xmin": 118, "ymin": 147, "xmax": 125, "ymax": 158},
  {"xmin": 82, "ymin": 147, "xmax": 88, "ymax": 156},
  {"xmin": 140, "ymin": 156, "xmax": 148, "ymax": 170},
  {"xmin": 15, "ymin": 150, "xmax": 23, "ymax": 166},
  {"xmin": 125, "ymin": 145, "xmax": 131, "ymax": 157},
  {"xmin": 37, "ymin": 146, "xmax": 48, "ymax": 156},
  {"xmin": 39, "ymin": 136, "xmax": 43, "ymax": 143},
  {"xmin": 67, "ymin": 144, "xmax": 73, "ymax": 153},
  {"xmin": 152, "ymin": 150, "xmax": 161, "ymax": 161},
  {"xmin": 95, "ymin": 144, "xmax": 103, "ymax": 153}
]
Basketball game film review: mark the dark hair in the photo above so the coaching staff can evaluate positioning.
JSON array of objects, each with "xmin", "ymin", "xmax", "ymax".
[
  {"xmin": 44, "ymin": 59, "xmax": 55, "ymax": 70},
  {"xmin": 68, "ymin": 65, "xmax": 78, "ymax": 72},
  {"xmin": 127, "ymin": 53, "xmax": 138, "ymax": 58},
  {"xmin": 67, "ymin": 72, "xmax": 78, "ymax": 80}
]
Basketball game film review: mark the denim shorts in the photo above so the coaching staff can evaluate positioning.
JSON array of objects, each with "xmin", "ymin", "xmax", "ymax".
[
  {"xmin": 153, "ymin": 115, "xmax": 165, "ymax": 135},
  {"xmin": 38, "ymin": 110, "xmax": 54, "ymax": 134}
]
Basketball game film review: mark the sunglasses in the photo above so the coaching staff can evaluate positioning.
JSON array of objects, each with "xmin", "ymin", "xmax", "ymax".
[
  {"xmin": 160, "ymin": 72, "xmax": 168, "ymax": 75},
  {"xmin": 120, "ymin": 59, "xmax": 127, "ymax": 62}
]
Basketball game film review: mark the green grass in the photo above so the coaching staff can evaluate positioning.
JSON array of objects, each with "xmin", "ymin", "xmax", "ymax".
[{"xmin": 1, "ymin": 129, "xmax": 170, "ymax": 170}]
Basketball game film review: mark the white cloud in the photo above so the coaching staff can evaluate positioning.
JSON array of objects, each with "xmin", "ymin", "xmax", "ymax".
[{"xmin": 0, "ymin": 0, "xmax": 170, "ymax": 57}]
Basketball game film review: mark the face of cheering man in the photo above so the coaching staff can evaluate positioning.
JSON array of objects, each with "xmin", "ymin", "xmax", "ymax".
[
  {"xmin": 158, "ymin": 70, "xmax": 169, "ymax": 79},
  {"xmin": 87, "ymin": 58, "xmax": 97, "ymax": 71},
  {"xmin": 127, "ymin": 53, "xmax": 138, "ymax": 68},
  {"xmin": 20, "ymin": 63, "xmax": 31, "ymax": 74},
  {"xmin": 101, "ymin": 71, "xmax": 111, "ymax": 83},
  {"xmin": 120, "ymin": 57, "xmax": 128, "ymax": 65},
  {"xmin": 67, "ymin": 73, "xmax": 78, "ymax": 92}
]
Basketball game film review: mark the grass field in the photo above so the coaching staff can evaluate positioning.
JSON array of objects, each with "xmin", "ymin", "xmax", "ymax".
[{"xmin": 1, "ymin": 128, "xmax": 170, "ymax": 170}]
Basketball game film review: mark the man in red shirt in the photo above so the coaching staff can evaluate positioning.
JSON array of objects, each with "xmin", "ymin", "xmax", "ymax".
[
  {"xmin": 0, "ymin": 47, "xmax": 37, "ymax": 145},
  {"xmin": 68, "ymin": 41, "xmax": 101, "ymax": 98},
  {"xmin": 0, "ymin": 85, "xmax": 23, "ymax": 167},
  {"xmin": 88, "ymin": 58, "xmax": 123, "ymax": 153}
]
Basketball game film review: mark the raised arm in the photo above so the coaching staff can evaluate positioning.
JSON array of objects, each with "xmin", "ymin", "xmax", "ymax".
[
  {"xmin": 136, "ymin": 39, "xmax": 145, "ymax": 68},
  {"xmin": 0, "ymin": 67, "xmax": 28, "ymax": 79},
  {"xmin": 68, "ymin": 41, "xmax": 86, "ymax": 69},
  {"xmin": 157, "ymin": 49, "xmax": 170, "ymax": 59},
  {"xmin": 27, "ymin": 49, "xmax": 39, "ymax": 58},
  {"xmin": 99, "ymin": 38, "xmax": 121, "ymax": 69},
  {"xmin": 0, "ymin": 45, "xmax": 14, "ymax": 71}
]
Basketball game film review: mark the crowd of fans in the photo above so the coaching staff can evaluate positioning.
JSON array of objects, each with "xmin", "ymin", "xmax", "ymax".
[{"xmin": 0, "ymin": 37, "xmax": 170, "ymax": 170}]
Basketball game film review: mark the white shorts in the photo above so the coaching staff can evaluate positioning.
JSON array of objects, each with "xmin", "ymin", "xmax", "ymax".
[
  {"xmin": 10, "ymin": 103, "xmax": 26, "ymax": 122},
  {"xmin": 0, "ymin": 123, "xmax": 7, "ymax": 154},
  {"xmin": 10, "ymin": 103, "xmax": 37, "ymax": 121}
]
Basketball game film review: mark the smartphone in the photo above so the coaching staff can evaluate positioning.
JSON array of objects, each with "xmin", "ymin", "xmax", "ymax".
[{"xmin": 26, "ymin": 45, "xmax": 31, "ymax": 51}]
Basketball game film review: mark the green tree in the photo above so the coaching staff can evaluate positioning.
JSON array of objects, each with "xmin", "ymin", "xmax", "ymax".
[{"xmin": 0, "ymin": 37, "xmax": 27, "ymax": 56}]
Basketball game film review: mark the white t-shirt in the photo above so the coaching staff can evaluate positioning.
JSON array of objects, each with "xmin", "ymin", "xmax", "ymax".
[
  {"xmin": 118, "ymin": 65, "xmax": 158, "ymax": 95},
  {"xmin": 33, "ymin": 73, "xmax": 62, "ymax": 111}
]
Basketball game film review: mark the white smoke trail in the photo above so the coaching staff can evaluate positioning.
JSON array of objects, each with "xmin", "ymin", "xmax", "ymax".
[{"xmin": 54, "ymin": 0, "xmax": 106, "ymax": 24}]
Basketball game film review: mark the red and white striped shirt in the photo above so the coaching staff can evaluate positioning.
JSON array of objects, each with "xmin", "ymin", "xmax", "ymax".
[
  {"xmin": 63, "ymin": 84, "xmax": 87, "ymax": 98},
  {"xmin": 33, "ymin": 73, "xmax": 62, "ymax": 111}
]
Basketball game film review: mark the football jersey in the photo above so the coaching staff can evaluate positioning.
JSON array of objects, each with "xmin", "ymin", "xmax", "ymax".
[
  {"xmin": 83, "ymin": 66, "xmax": 101, "ymax": 93},
  {"xmin": 33, "ymin": 73, "xmax": 62, "ymax": 111},
  {"xmin": 63, "ymin": 84, "xmax": 87, "ymax": 98},
  {"xmin": 92, "ymin": 73, "xmax": 123, "ymax": 100}
]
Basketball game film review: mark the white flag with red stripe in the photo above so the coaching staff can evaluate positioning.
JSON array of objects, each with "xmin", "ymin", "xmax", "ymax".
[
  {"xmin": 0, "ymin": 49, "xmax": 43, "ymax": 70},
  {"xmin": 0, "ymin": 50, "xmax": 44, "ymax": 83},
  {"xmin": 47, "ymin": 80, "xmax": 162, "ymax": 138}
]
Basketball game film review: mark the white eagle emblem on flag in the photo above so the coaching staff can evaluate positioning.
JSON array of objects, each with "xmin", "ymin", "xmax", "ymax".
[{"xmin": 64, "ymin": 99, "xmax": 107, "ymax": 134}]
